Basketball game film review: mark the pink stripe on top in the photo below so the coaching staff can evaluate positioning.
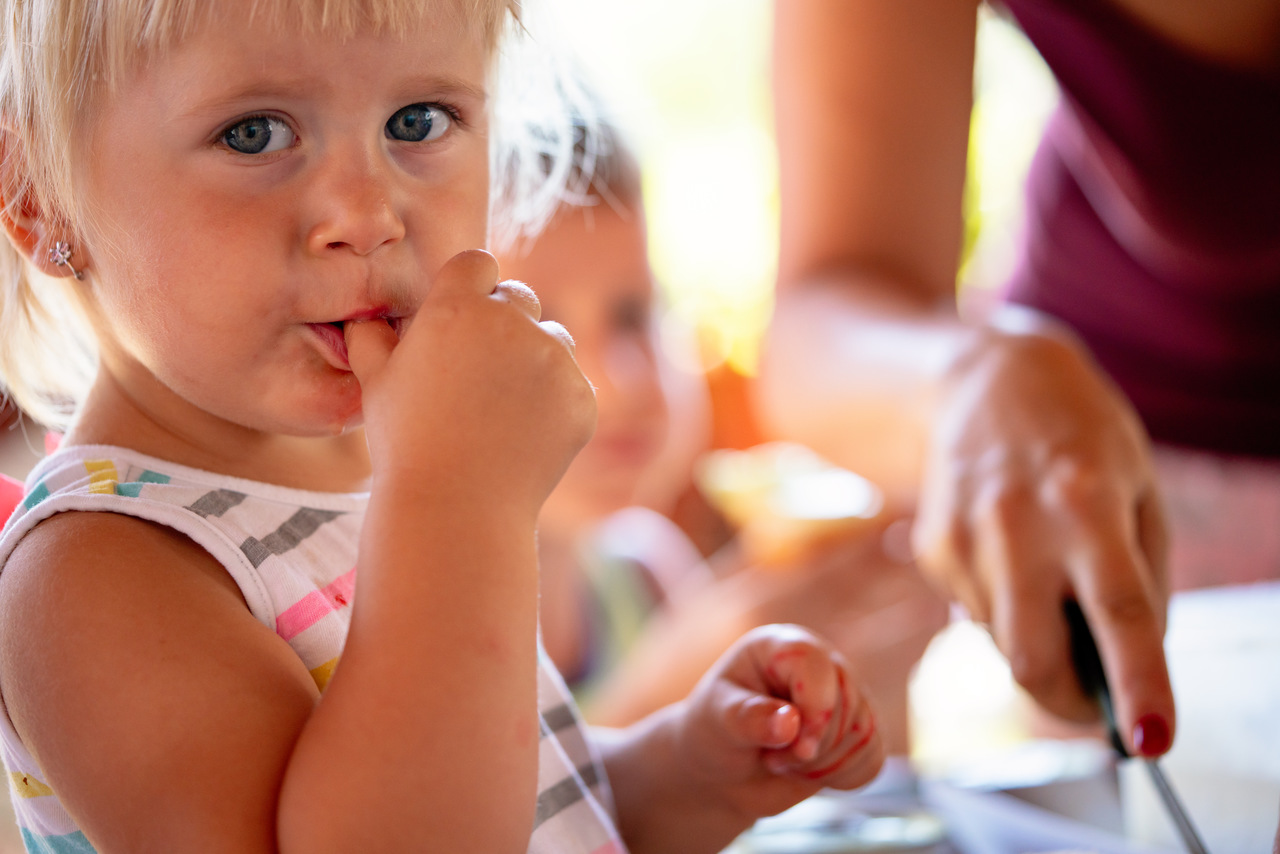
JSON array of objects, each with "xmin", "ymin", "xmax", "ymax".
[{"xmin": 275, "ymin": 567, "xmax": 356, "ymax": 641}]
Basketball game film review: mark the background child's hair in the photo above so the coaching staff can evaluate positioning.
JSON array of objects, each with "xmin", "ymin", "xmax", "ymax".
[
  {"xmin": 0, "ymin": 0, "xmax": 593, "ymax": 430},
  {"xmin": 491, "ymin": 49, "xmax": 643, "ymax": 257}
]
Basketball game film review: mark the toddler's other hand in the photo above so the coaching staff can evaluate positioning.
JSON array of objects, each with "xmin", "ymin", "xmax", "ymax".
[
  {"xmin": 674, "ymin": 624, "xmax": 883, "ymax": 822},
  {"xmin": 346, "ymin": 249, "xmax": 596, "ymax": 517}
]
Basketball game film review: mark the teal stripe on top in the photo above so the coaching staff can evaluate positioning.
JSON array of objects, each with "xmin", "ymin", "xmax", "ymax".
[
  {"xmin": 115, "ymin": 470, "xmax": 172, "ymax": 498},
  {"xmin": 20, "ymin": 483, "xmax": 49, "ymax": 512},
  {"xmin": 20, "ymin": 828, "xmax": 95, "ymax": 854}
]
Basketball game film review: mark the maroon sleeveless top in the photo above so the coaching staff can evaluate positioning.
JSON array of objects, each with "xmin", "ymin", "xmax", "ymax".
[{"xmin": 999, "ymin": 0, "xmax": 1280, "ymax": 457}]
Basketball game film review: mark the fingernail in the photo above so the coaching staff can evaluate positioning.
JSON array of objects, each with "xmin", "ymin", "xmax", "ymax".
[
  {"xmin": 769, "ymin": 704, "xmax": 796, "ymax": 744},
  {"xmin": 1133, "ymin": 714, "xmax": 1170, "ymax": 757}
]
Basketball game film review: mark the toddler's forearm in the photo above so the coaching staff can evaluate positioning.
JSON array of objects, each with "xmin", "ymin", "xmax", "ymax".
[
  {"xmin": 596, "ymin": 708, "xmax": 754, "ymax": 854},
  {"xmin": 277, "ymin": 484, "xmax": 541, "ymax": 852}
]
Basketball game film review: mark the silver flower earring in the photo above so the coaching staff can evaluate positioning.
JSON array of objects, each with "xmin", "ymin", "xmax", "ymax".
[{"xmin": 47, "ymin": 241, "xmax": 83, "ymax": 280}]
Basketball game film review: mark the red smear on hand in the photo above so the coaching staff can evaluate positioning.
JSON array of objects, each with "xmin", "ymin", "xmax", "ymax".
[
  {"xmin": 767, "ymin": 648, "xmax": 808, "ymax": 677},
  {"xmin": 834, "ymin": 670, "xmax": 849, "ymax": 735},
  {"xmin": 803, "ymin": 722, "xmax": 877, "ymax": 780},
  {"xmin": 765, "ymin": 648, "xmax": 808, "ymax": 693}
]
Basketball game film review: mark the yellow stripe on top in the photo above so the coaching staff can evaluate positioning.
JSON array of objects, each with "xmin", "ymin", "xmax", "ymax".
[
  {"xmin": 10, "ymin": 771, "xmax": 52, "ymax": 799},
  {"xmin": 83, "ymin": 460, "xmax": 119, "ymax": 495},
  {"xmin": 310, "ymin": 657, "xmax": 339, "ymax": 692}
]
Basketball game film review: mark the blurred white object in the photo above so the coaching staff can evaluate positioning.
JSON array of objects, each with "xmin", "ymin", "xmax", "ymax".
[
  {"xmin": 726, "ymin": 756, "xmax": 1171, "ymax": 854},
  {"xmin": 1121, "ymin": 581, "xmax": 1280, "ymax": 853},
  {"xmin": 921, "ymin": 779, "xmax": 1173, "ymax": 854},
  {"xmin": 943, "ymin": 738, "xmax": 1122, "ymax": 834}
]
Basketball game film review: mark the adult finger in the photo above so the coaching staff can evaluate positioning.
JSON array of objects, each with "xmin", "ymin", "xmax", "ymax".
[
  {"xmin": 913, "ymin": 477, "xmax": 989, "ymax": 624},
  {"xmin": 971, "ymin": 485, "xmax": 1089, "ymax": 720},
  {"xmin": 344, "ymin": 318, "xmax": 399, "ymax": 384},
  {"xmin": 1072, "ymin": 516, "xmax": 1174, "ymax": 757},
  {"xmin": 1136, "ymin": 488, "xmax": 1169, "ymax": 610}
]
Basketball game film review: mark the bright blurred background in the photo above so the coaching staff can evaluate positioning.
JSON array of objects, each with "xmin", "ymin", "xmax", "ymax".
[
  {"xmin": 546, "ymin": 0, "xmax": 1060, "ymax": 774},
  {"xmin": 547, "ymin": 1, "xmax": 1057, "ymax": 377}
]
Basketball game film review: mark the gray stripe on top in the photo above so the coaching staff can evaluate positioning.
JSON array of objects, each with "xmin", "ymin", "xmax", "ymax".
[
  {"xmin": 576, "ymin": 761, "xmax": 599, "ymax": 789},
  {"xmin": 240, "ymin": 507, "xmax": 341, "ymax": 569},
  {"xmin": 533, "ymin": 776, "xmax": 587, "ymax": 829},
  {"xmin": 541, "ymin": 703, "xmax": 578, "ymax": 736},
  {"xmin": 186, "ymin": 489, "xmax": 247, "ymax": 518}
]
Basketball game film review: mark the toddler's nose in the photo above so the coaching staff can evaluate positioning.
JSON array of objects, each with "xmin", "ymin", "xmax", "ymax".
[{"xmin": 306, "ymin": 156, "xmax": 406, "ymax": 256}]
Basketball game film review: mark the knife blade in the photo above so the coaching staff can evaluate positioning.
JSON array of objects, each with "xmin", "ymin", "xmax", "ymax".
[{"xmin": 1063, "ymin": 599, "xmax": 1210, "ymax": 854}]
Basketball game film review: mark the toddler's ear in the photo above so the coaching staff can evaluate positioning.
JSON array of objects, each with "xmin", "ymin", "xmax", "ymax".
[{"xmin": 0, "ymin": 126, "xmax": 74, "ymax": 277}]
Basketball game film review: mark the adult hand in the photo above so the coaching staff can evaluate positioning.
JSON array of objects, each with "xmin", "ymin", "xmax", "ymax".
[{"xmin": 912, "ymin": 315, "xmax": 1174, "ymax": 756}]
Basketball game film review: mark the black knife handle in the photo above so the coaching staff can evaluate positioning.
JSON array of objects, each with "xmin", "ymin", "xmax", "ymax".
[{"xmin": 1064, "ymin": 598, "xmax": 1130, "ymax": 758}]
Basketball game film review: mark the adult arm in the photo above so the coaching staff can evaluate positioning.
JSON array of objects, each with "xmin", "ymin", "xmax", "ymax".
[{"xmin": 759, "ymin": 0, "xmax": 1174, "ymax": 751}]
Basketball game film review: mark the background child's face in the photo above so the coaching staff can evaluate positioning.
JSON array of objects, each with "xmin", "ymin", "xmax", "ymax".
[
  {"xmin": 70, "ymin": 0, "xmax": 491, "ymax": 438},
  {"xmin": 499, "ymin": 204, "xmax": 669, "ymax": 533}
]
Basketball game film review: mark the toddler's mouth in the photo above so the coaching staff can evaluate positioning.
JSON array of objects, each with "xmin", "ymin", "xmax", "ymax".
[
  {"xmin": 307, "ymin": 317, "xmax": 405, "ymax": 370},
  {"xmin": 308, "ymin": 321, "xmax": 351, "ymax": 369}
]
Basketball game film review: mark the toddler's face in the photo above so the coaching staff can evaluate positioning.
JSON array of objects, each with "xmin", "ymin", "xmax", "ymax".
[
  {"xmin": 71, "ymin": 0, "xmax": 491, "ymax": 438},
  {"xmin": 498, "ymin": 204, "xmax": 668, "ymax": 533}
]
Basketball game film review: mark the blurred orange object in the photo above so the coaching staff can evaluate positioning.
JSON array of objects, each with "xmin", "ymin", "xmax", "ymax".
[{"xmin": 704, "ymin": 361, "xmax": 765, "ymax": 451}]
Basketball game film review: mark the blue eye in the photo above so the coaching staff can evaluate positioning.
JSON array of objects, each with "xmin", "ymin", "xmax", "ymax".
[
  {"xmin": 223, "ymin": 116, "xmax": 295, "ymax": 154},
  {"xmin": 386, "ymin": 104, "xmax": 451, "ymax": 142}
]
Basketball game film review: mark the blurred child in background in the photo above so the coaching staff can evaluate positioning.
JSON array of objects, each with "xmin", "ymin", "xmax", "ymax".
[{"xmin": 498, "ymin": 107, "xmax": 950, "ymax": 759}]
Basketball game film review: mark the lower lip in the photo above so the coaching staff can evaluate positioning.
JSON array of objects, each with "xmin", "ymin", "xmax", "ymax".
[{"xmin": 307, "ymin": 323, "xmax": 350, "ymax": 370}]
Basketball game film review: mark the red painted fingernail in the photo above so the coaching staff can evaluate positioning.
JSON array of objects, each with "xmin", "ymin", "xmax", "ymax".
[{"xmin": 1133, "ymin": 714, "xmax": 1170, "ymax": 757}]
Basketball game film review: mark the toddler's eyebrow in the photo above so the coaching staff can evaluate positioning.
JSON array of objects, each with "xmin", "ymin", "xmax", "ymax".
[{"xmin": 179, "ymin": 74, "xmax": 488, "ymax": 120}]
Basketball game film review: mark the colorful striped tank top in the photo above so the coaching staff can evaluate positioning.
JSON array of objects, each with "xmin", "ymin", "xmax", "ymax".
[{"xmin": 0, "ymin": 445, "xmax": 626, "ymax": 853}]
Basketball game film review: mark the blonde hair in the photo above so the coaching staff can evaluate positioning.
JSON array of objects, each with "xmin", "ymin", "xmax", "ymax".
[
  {"xmin": 0, "ymin": 0, "xmax": 588, "ymax": 429},
  {"xmin": 490, "ymin": 50, "xmax": 643, "ymax": 257}
]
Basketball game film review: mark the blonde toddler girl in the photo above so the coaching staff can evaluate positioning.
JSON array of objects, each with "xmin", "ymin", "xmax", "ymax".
[{"xmin": 0, "ymin": 0, "xmax": 883, "ymax": 851}]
